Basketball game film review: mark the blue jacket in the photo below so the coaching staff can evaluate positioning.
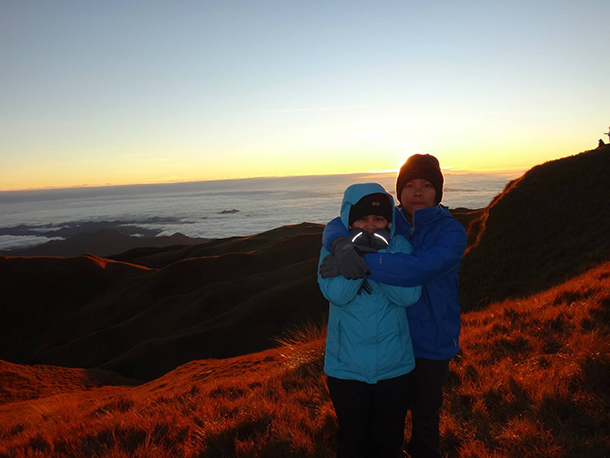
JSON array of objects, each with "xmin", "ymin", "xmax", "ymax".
[
  {"xmin": 323, "ymin": 203, "xmax": 466, "ymax": 360},
  {"xmin": 318, "ymin": 183, "xmax": 422, "ymax": 384}
]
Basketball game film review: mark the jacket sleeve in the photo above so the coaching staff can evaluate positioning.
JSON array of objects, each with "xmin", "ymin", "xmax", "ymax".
[
  {"xmin": 365, "ymin": 220, "xmax": 466, "ymax": 287},
  {"xmin": 374, "ymin": 236, "xmax": 422, "ymax": 307},
  {"xmin": 322, "ymin": 217, "xmax": 349, "ymax": 251},
  {"xmin": 378, "ymin": 283, "xmax": 421, "ymax": 308},
  {"xmin": 317, "ymin": 248, "xmax": 364, "ymax": 306}
]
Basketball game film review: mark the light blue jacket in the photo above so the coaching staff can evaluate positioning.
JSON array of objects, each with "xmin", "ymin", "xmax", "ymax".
[{"xmin": 318, "ymin": 183, "xmax": 422, "ymax": 384}]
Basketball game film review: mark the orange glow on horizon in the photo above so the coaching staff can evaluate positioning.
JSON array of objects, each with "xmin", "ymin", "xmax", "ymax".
[{"xmin": 0, "ymin": 140, "xmax": 586, "ymax": 192}]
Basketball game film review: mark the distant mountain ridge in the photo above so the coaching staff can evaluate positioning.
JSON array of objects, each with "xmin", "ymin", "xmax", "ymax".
[
  {"xmin": 1, "ymin": 146, "xmax": 609, "ymax": 380},
  {"xmin": 2, "ymin": 222, "xmax": 210, "ymax": 258}
]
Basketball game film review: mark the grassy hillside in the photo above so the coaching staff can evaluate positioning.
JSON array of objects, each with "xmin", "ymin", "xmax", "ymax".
[
  {"xmin": 444, "ymin": 261, "xmax": 610, "ymax": 457},
  {"xmin": 2, "ymin": 262, "xmax": 608, "ymax": 457},
  {"xmin": 0, "ymin": 223, "xmax": 327, "ymax": 380},
  {"xmin": 460, "ymin": 145, "xmax": 610, "ymax": 310}
]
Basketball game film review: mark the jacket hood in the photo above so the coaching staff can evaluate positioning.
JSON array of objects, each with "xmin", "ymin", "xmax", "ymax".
[{"xmin": 339, "ymin": 183, "xmax": 396, "ymax": 236}]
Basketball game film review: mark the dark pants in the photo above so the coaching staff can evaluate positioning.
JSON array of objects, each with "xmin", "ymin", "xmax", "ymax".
[
  {"xmin": 407, "ymin": 358, "xmax": 450, "ymax": 458},
  {"xmin": 327, "ymin": 373, "xmax": 413, "ymax": 458}
]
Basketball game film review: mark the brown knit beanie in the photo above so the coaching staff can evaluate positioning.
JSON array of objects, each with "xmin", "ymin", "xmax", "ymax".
[{"xmin": 396, "ymin": 154, "xmax": 444, "ymax": 205}]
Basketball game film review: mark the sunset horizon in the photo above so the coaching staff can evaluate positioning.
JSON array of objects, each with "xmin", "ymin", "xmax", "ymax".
[
  {"xmin": 2, "ymin": 2, "xmax": 608, "ymax": 192},
  {"xmin": 0, "ymin": 152, "xmax": 562, "ymax": 192}
]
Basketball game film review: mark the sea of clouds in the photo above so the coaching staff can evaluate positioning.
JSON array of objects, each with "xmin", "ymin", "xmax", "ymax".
[{"xmin": 0, "ymin": 171, "xmax": 521, "ymax": 252}]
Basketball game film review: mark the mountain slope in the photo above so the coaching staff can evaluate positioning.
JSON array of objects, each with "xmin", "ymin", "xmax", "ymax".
[
  {"xmin": 459, "ymin": 145, "xmax": 610, "ymax": 309},
  {"xmin": 0, "ymin": 223, "xmax": 327, "ymax": 380},
  {"xmin": 0, "ymin": 255, "xmax": 151, "ymax": 362}
]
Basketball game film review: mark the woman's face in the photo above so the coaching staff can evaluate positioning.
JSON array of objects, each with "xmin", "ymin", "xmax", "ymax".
[
  {"xmin": 400, "ymin": 179, "xmax": 437, "ymax": 217},
  {"xmin": 351, "ymin": 215, "xmax": 388, "ymax": 234}
]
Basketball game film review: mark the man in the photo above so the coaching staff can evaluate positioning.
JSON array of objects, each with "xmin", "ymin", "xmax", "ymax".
[{"xmin": 321, "ymin": 154, "xmax": 467, "ymax": 458}]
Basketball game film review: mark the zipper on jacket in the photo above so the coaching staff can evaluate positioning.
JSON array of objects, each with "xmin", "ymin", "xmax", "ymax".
[
  {"xmin": 410, "ymin": 212, "xmax": 416, "ymax": 238},
  {"xmin": 398, "ymin": 207, "xmax": 415, "ymax": 239}
]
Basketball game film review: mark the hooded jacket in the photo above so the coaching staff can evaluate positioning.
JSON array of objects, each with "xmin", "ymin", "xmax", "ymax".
[
  {"xmin": 322, "ymin": 203, "xmax": 466, "ymax": 360},
  {"xmin": 318, "ymin": 183, "xmax": 421, "ymax": 384}
]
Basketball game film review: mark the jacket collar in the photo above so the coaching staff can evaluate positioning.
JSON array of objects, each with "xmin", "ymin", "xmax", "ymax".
[{"xmin": 397, "ymin": 204, "xmax": 449, "ymax": 228}]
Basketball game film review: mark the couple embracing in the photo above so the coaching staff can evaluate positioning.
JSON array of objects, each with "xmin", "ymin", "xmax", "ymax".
[{"xmin": 318, "ymin": 154, "xmax": 467, "ymax": 458}]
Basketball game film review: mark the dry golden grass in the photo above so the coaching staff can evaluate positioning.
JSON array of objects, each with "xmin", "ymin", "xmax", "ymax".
[
  {"xmin": 443, "ymin": 262, "xmax": 610, "ymax": 457},
  {"xmin": 0, "ymin": 325, "xmax": 335, "ymax": 458},
  {"xmin": 1, "ymin": 264, "xmax": 609, "ymax": 457}
]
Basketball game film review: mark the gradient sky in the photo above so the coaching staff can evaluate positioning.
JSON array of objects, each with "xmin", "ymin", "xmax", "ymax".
[{"xmin": 2, "ymin": 1, "xmax": 609, "ymax": 190}]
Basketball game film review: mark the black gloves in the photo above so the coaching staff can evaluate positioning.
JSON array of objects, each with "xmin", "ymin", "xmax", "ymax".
[
  {"xmin": 319, "ymin": 229, "xmax": 391, "ymax": 279},
  {"xmin": 349, "ymin": 229, "xmax": 376, "ymax": 253},
  {"xmin": 368, "ymin": 228, "xmax": 391, "ymax": 251},
  {"xmin": 320, "ymin": 236, "xmax": 370, "ymax": 279},
  {"xmin": 319, "ymin": 254, "xmax": 340, "ymax": 278},
  {"xmin": 350, "ymin": 228, "xmax": 390, "ymax": 252},
  {"xmin": 333, "ymin": 236, "xmax": 371, "ymax": 278}
]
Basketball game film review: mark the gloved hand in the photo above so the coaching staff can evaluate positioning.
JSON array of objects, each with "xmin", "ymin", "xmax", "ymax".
[
  {"xmin": 319, "ymin": 254, "xmax": 340, "ymax": 278},
  {"xmin": 368, "ymin": 228, "xmax": 391, "ymax": 251},
  {"xmin": 349, "ymin": 228, "xmax": 390, "ymax": 252},
  {"xmin": 331, "ymin": 236, "xmax": 370, "ymax": 279},
  {"xmin": 348, "ymin": 228, "xmax": 376, "ymax": 253},
  {"xmin": 349, "ymin": 228, "xmax": 369, "ymax": 247}
]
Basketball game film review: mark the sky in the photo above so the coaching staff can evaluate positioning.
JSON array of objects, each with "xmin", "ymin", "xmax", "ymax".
[{"xmin": 1, "ymin": 0, "xmax": 609, "ymax": 191}]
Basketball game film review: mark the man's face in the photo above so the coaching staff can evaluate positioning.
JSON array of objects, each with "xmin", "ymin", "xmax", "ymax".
[
  {"xmin": 351, "ymin": 215, "xmax": 388, "ymax": 234},
  {"xmin": 400, "ymin": 179, "xmax": 437, "ymax": 216}
]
